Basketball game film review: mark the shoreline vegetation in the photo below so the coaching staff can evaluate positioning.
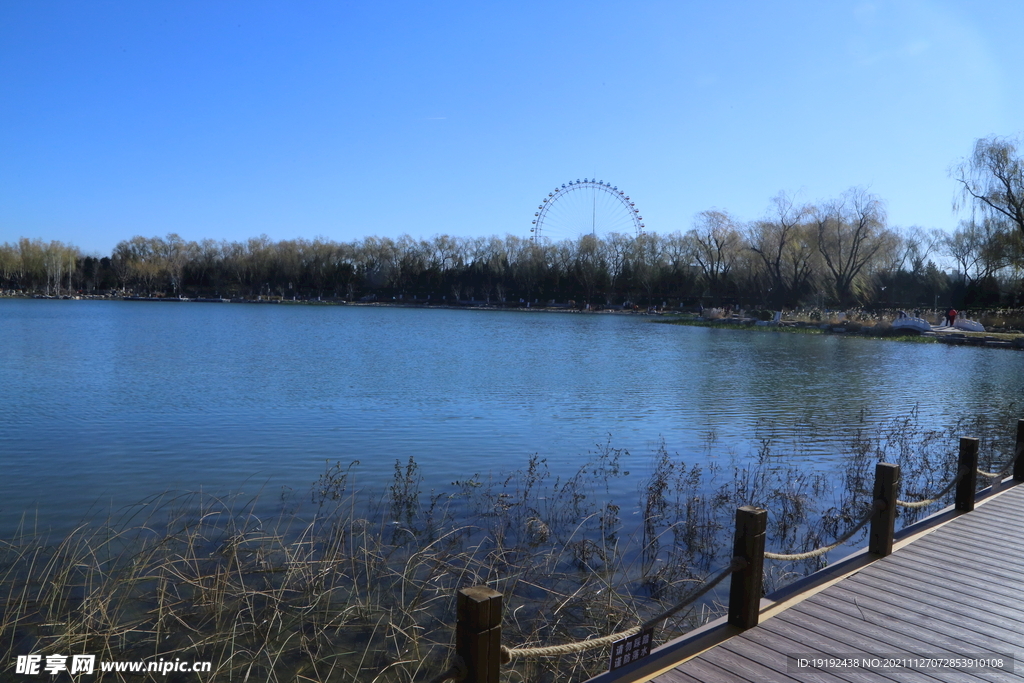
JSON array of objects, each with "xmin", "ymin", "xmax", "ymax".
[
  {"xmin": 2, "ymin": 411, "xmax": 1017, "ymax": 682},
  {"xmin": 7, "ymin": 292, "xmax": 1024, "ymax": 350},
  {"xmin": 659, "ymin": 310, "xmax": 1024, "ymax": 348}
]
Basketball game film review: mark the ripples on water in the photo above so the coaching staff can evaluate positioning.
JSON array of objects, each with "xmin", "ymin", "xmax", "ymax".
[{"xmin": 2, "ymin": 299, "xmax": 1023, "ymax": 536}]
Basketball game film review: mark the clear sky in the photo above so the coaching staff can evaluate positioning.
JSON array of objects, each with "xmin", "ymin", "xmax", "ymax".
[{"xmin": 1, "ymin": 1, "xmax": 1021, "ymax": 256}]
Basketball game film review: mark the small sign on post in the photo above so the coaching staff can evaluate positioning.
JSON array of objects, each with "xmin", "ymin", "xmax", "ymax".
[{"xmin": 608, "ymin": 627, "xmax": 654, "ymax": 671}]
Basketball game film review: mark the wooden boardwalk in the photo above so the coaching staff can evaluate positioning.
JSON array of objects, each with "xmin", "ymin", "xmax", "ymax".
[{"xmin": 648, "ymin": 482, "xmax": 1024, "ymax": 682}]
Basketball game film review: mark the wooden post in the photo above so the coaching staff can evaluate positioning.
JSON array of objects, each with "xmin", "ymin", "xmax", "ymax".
[
  {"xmin": 1014, "ymin": 419, "xmax": 1024, "ymax": 482},
  {"xmin": 956, "ymin": 437, "xmax": 979, "ymax": 512},
  {"xmin": 456, "ymin": 586, "xmax": 502, "ymax": 683},
  {"xmin": 869, "ymin": 463, "xmax": 899, "ymax": 557},
  {"xmin": 728, "ymin": 506, "xmax": 766, "ymax": 629}
]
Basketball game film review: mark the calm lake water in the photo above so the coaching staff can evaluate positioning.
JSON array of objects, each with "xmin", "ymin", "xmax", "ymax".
[{"xmin": 2, "ymin": 299, "xmax": 1023, "ymax": 537}]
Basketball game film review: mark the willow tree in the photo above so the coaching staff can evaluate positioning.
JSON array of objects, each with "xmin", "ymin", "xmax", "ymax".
[
  {"xmin": 944, "ymin": 218, "xmax": 1019, "ymax": 285},
  {"xmin": 747, "ymin": 192, "xmax": 817, "ymax": 308},
  {"xmin": 686, "ymin": 210, "xmax": 742, "ymax": 304},
  {"xmin": 631, "ymin": 231, "xmax": 665, "ymax": 305},
  {"xmin": 572, "ymin": 233, "xmax": 610, "ymax": 304},
  {"xmin": 813, "ymin": 189, "xmax": 896, "ymax": 305},
  {"xmin": 953, "ymin": 135, "xmax": 1024, "ymax": 239}
]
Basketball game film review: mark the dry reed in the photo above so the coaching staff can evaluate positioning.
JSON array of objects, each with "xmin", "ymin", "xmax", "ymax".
[{"xmin": 1, "ymin": 410, "xmax": 1016, "ymax": 682}]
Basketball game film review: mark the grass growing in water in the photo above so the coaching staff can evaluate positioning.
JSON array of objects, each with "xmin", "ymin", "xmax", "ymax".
[{"xmin": 1, "ymin": 410, "xmax": 1016, "ymax": 682}]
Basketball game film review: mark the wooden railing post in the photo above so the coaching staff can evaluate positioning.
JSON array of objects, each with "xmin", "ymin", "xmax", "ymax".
[
  {"xmin": 956, "ymin": 437, "xmax": 980, "ymax": 512},
  {"xmin": 456, "ymin": 586, "xmax": 502, "ymax": 683},
  {"xmin": 869, "ymin": 463, "xmax": 899, "ymax": 557},
  {"xmin": 1014, "ymin": 419, "xmax": 1024, "ymax": 482},
  {"xmin": 728, "ymin": 506, "xmax": 766, "ymax": 629}
]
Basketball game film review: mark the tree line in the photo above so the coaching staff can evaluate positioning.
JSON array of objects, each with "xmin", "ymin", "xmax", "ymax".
[{"xmin": 4, "ymin": 136, "xmax": 1023, "ymax": 309}]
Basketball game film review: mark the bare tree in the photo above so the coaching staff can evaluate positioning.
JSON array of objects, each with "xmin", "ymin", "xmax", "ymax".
[
  {"xmin": 160, "ymin": 234, "xmax": 195, "ymax": 296},
  {"xmin": 631, "ymin": 232, "xmax": 665, "ymax": 305},
  {"xmin": 573, "ymin": 233, "xmax": 608, "ymax": 304},
  {"xmin": 41, "ymin": 241, "xmax": 79, "ymax": 295},
  {"xmin": 944, "ymin": 218, "xmax": 1018, "ymax": 284},
  {"xmin": 953, "ymin": 135, "xmax": 1024, "ymax": 238},
  {"xmin": 0, "ymin": 242, "xmax": 20, "ymax": 289},
  {"xmin": 603, "ymin": 232, "xmax": 633, "ymax": 297},
  {"xmin": 686, "ymin": 210, "xmax": 742, "ymax": 303},
  {"xmin": 813, "ymin": 188, "xmax": 895, "ymax": 305},
  {"xmin": 116, "ymin": 236, "xmax": 163, "ymax": 294},
  {"xmin": 747, "ymin": 192, "xmax": 816, "ymax": 307},
  {"xmin": 880, "ymin": 226, "xmax": 944, "ymax": 277},
  {"xmin": 18, "ymin": 238, "xmax": 46, "ymax": 291}
]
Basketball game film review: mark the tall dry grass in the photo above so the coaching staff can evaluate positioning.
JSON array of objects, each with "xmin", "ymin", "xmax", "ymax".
[{"xmin": 1, "ymin": 409, "xmax": 1016, "ymax": 682}]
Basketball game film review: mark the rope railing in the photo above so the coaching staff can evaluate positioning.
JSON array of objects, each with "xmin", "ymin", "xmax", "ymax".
[
  {"xmin": 435, "ymin": 425, "xmax": 1024, "ymax": 683},
  {"xmin": 895, "ymin": 466, "xmax": 969, "ymax": 509},
  {"xmin": 499, "ymin": 556, "xmax": 747, "ymax": 661},
  {"xmin": 763, "ymin": 498, "xmax": 884, "ymax": 561},
  {"xmin": 976, "ymin": 455, "xmax": 1017, "ymax": 479}
]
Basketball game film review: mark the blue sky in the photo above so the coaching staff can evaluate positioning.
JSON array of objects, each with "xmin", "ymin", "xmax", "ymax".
[{"xmin": 1, "ymin": 1, "xmax": 1021, "ymax": 256}]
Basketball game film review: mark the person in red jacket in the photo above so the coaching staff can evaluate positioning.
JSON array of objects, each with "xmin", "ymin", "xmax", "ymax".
[{"xmin": 946, "ymin": 307, "xmax": 957, "ymax": 326}]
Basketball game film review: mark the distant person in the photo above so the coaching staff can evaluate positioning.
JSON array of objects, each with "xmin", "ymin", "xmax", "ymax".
[{"xmin": 949, "ymin": 308, "xmax": 957, "ymax": 327}]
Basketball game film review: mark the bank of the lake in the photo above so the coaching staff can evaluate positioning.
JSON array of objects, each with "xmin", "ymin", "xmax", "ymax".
[{"xmin": 659, "ymin": 313, "xmax": 1024, "ymax": 350}]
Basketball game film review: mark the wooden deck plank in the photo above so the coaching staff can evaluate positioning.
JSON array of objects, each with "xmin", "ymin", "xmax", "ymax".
[
  {"xmin": 715, "ymin": 636, "xmax": 854, "ymax": 683},
  {"xmin": 909, "ymin": 527, "xmax": 1024, "ymax": 562},
  {"xmin": 916, "ymin": 527, "xmax": 1024, "ymax": 561},
  {"xmin": 645, "ymin": 484, "xmax": 1024, "ymax": 683},
  {"xmin": 906, "ymin": 536, "xmax": 1024, "ymax": 578},
  {"xmin": 749, "ymin": 616, "xmax": 926, "ymax": 683},
  {"xmin": 881, "ymin": 551, "xmax": 1024, "ymax": 602},
  {"xmin": 773, "ymin": 606, "xmax": 965, "ymax": 683},
  {"xmin": 775, "ymin": 604, "xmax": 1007, "ymax": 683},
  {"xmin": 917, "ymin": 524, "xmax": 1024, "ymax": 557},
  {"xmin": 862, "ymin": 543, "xmax": 1024, "ymax": 602},
  {"xmin": 775, "ymin": 596, "xmax": 1020, "ymax": 683},
  {"xmin": 853, "ymin": 565, "xmax": 1024, "ymax": 628},
  {"xmin": 827, "ymin": 582, "xmax": 1021, "ymax": 653},
  {"xmin": 847, "ymin": 561, "xmax": 1022, "ymax": 619},
  {"xmin": 794, "ymin": 594, "xmax": 1014, "ymax": 683},
  {"xmin": 645, "ymin": 668, "xmax": 704, "ymax": 683},
  {"xmin": 661, "ymin": 654, "xmax": 761, "ymax": 683},
  {"xmin": 790, "ymin": 587, "xmax": 1008, "ymax": 658},
  {"xmin": 701, "ymin": 640, "xmax": 809, "ymax": 683},
  {"xmin": 928, "ymin": 509, "xmax": 1024, "ymax": 537}
]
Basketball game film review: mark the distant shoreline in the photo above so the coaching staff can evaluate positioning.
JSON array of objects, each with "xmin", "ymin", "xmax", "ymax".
[
  {"xmin": 0, "ymin": 292, "xmax": 665, "ymax": 315},
  {"xmin": 661, "ymin": 316, "xmax": 1024, "ymax": 350},
  {"xmin": 6, "ymin": 294, "xmax": 1024, "ymax": 349}
]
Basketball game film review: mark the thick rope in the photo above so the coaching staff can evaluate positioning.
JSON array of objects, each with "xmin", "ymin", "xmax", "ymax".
[
  {"xmin": 763, "ymin": 499, "xmax": 883, "ymax": 561},
  {"xmin": 896, "ymin": 466, "xmax": 968, "ymax": 509},
  {"xmin": 500, "ymin": 557, "xmax": 745, "ymax": 661},
  {"xmin": 639, "ymin": 556, "xmax": 746, "ymax": 631},
  {"xmin": 977, "ymin": 456, "xmax": 1017, "ymax": 479},
  {"xmin": 427, "ymin": 655, "xmax": 467, "ymax": 683}
]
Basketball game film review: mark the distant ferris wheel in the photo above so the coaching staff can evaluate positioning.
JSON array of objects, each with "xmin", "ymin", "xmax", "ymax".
[{"xmin": 531, "ymin": 179, "xmax": 645, "ymax": 244}]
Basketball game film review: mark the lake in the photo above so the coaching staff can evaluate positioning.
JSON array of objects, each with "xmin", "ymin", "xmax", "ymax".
[{"xmin": 2, "ymin": 299, "xmax": 1023, "ymax": 538}]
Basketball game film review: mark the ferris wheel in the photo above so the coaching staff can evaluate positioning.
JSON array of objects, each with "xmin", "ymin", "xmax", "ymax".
[{"xmin": 531, "ymin": 179, "xmax": 645, "ymax": 244}]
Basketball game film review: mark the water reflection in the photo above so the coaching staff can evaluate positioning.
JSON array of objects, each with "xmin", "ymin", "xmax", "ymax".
[{"xmin": 1, "ymin": 299, "xmax": 1022, "ymax": 536}]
